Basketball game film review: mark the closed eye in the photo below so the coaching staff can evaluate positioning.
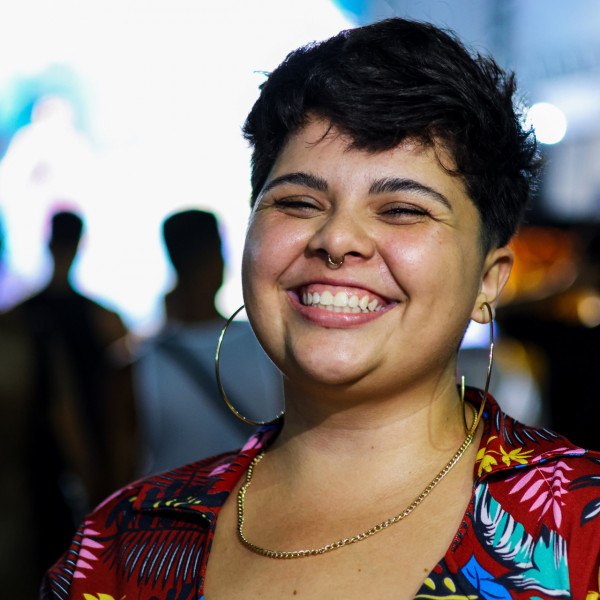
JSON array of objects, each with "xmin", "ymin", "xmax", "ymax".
[
  {"xmin": 385, "ymin": 206, "xmax": 428, "ymax": 215},
  {"xmin": 273, "ymin": 197, "xmax": 322, "ymax": 217},
  {"xmin": 379, "ymin": 204, "xmax": 431, "ymax": 224}
]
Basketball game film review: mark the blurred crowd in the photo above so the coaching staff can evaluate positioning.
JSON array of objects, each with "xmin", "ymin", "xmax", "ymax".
[
  {"xmin": 0, "ymin": 205, "xmax": 598, "ymax": 598},
  {"xmin": 0, "ymin": 207, "xmax": 283, "ymax": 598}
]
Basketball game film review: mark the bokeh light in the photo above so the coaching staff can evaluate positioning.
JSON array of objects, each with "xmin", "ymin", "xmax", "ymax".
[{"xmin": 528, "ymin": 102, "xmax": 568, "ymax": 145}]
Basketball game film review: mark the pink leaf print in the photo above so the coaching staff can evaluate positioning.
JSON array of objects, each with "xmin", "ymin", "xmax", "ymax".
[
  {"xmin": 79, "ymin": 548, "xmax": 97, "ymax": 561},
  {"xmin": 521, "ymin": 479, "xmax": 544, "ymax": 501},
  {"xmin": 241, "ymin": 434, "xmax": 262, "ymax": 452},
  {"xmin": 553, "ymin": 500, "xmax": 563, "ymax": 528},
  {"xmin": 74, "ymin": 535, "xmax": 103, "ymax": 579},
  {"xmin": 209, "ymin": 463, "xmax": 231, "ymax": 476},
  {"xmin": 507, "ymin": 460, "xmax": 572, "ymax": 528},
  {"xmin": 508, "ymin": 468, "xmax": 537, "ymax": 493},
  {"xmin": 81, "ymin": 537, "xmax": 103, "ymax": 549},
  {"xmin": 530, "ymin": 491, "xmax": 549, "ymax": 511}
]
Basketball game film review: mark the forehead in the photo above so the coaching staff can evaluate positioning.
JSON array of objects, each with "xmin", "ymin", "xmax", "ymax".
[{"xmin": 266, "ymin": 118, "xmax": 469, "ymax": 202}]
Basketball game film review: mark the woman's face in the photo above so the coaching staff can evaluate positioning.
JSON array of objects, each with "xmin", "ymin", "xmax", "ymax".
[{"xmin": 242, "ymin": 118, "xmax": 511, "ymax": 397}]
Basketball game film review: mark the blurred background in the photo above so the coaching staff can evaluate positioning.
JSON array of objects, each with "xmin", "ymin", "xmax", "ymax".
[
  {"xmin": 0, "ymin": 0, "xmax": 599, "ymax": 330},
  {"xmin": 1, "ymin": 1, "xmax": 599, "ymax": 596}
]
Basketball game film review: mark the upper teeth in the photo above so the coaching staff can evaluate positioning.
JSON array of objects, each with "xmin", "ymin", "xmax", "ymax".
[{"xmin": 301, "ymin": 290, "xmax": 383, "ymax": 313}]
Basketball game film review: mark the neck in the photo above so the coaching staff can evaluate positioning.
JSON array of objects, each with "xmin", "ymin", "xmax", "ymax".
[
  {"xmin": 270, "ymin": 375, "xmax": 469, "ymax": 476},
  {"xmin": 47, "ymin": 270, "xmax": 72, "ymax": 292}
]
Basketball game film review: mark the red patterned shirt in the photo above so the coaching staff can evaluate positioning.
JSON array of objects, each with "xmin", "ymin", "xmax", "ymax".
[{"xmin": 41, "ymin": 389, "xmax": 600, "ymax": 599}]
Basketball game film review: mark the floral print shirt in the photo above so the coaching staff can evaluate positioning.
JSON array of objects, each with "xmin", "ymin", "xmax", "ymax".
[{"xmin": 41, "ymin": 389, "xmax": 600, "ymax": 599}]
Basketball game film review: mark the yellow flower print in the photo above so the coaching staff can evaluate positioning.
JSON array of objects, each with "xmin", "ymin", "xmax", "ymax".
[
  {"xmin": 83, "ymin": 594, "xmax": 126, "ymax": 600},
  {"xmin": 477, "ymin": 454, "xmax": 498, "ymax": 476},
  {"xmin": 476, "ymin": 437, "xmax": 499, "ymax": 477},
  {"xmin": 499, "ymin": 446, "xmax": 534, "ymax": 467},
  {"xmin": 415, "ymin": 574, "xmax": 477, "ymax": 599}
]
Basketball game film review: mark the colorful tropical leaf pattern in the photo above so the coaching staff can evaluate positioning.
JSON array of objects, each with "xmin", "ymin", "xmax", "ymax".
[{"xmin": 41, "ymin": 390, "xmax": 600, "ymax": 599}]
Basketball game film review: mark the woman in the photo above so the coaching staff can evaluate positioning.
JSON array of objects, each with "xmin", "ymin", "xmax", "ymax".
[{"xmin": 42, "ymin": 19, "xmax": 600, "ymax": 600}]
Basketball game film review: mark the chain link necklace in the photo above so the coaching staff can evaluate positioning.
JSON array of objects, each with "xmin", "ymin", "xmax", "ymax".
[{"xmin": 237, "ymin": 428, "xmax": 475, "ymax": 559}]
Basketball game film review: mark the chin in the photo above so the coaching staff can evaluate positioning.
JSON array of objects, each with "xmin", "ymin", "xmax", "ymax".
[{"xmin": 286, "ymin": 351, "xmax": 370, "ymax": 388}]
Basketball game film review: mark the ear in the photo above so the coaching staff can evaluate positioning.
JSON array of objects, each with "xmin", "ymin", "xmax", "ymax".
[{"xmin": 470, "ymin": 246, "xmax": 513, "ymax": 323}]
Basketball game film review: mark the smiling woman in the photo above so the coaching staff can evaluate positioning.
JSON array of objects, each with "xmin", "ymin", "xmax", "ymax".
[
  {"xmin": 42, "ymin": 18, "xmax": 600, "ymax": 600},
  {"xmin": 242, "ymin": 126, "xmax": 494, "ymax": 393}
]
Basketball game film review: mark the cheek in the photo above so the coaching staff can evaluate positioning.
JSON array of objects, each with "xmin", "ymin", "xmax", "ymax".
[
  {"xmin": 242, "ymin": 220, "xmax": 296, "ymax": 368},
  {"xmin": 241, "ymin": 218, "xmax": 302, "ymax": 316},
  {"xmin": 243, "ymin": 217, "xmax": 311, "ymax": 285},
  {"xmin": 380, "ymin": 230, "xmax": 448, "ymax": 283},
  {"xmin": 241, "ymin": 224, "xmax": 265, "ymax": 306},
  {"xmin": 381, "ymin": 230, "xmax": 481, "ymax": 299}
]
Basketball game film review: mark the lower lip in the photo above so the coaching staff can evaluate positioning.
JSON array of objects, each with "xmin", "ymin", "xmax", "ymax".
[{"xmin": 288, "ymin": 292, "xmax": 397, "ymax": 328}]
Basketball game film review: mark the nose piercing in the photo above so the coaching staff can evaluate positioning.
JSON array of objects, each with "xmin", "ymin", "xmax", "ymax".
[{"xmin": 327, "ymin": 254, "xmax": 345, "ymax": 269}]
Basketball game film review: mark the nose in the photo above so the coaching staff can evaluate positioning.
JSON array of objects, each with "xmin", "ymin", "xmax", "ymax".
[{"xmin": 307, "ymin": 206, "xmax": 376, "ymax": 267}]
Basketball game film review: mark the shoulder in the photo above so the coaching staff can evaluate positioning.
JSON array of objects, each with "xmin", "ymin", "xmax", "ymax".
[
  {"xmin": 85, "ymin": 299, "xmax": 126, "ymax": 343},
  {"xmin": 40, "ymin": 451, "xmax": 236, "ymax": 599},
  {"xmin": 470, "ymin": 451, "xmax": 600, "ymax": 599},
  {"xmin": 476, "ymin": 391, "xmax": 600, "ymax": 511},
  {"xmin": 39, "ymin": 430, "xmax": 278, "ymax": 600},
  {"xmin": 95, "ymin": 449, "xmax": 245, "ymax": 526},
  {"xmin": 470, "ymin": 393, "xmax": 600, "ymax": 597}
]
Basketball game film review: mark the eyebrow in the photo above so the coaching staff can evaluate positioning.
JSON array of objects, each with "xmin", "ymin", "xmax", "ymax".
[
  {"xmin": 260, "ymin": 172, "xmax": 329, "ymax": 196},
  {"xmin": 260, "ymin": 172, "xmax": 452, "ymax": 211},
  {"xmin": 369, "ymin": 177, "xmax": 452, "ymax": 210}
]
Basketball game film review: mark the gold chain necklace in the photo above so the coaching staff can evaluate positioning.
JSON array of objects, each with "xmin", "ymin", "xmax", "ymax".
[{"xmin": 237, "ymin": 429, "xmax": 475, "ymax": 559}]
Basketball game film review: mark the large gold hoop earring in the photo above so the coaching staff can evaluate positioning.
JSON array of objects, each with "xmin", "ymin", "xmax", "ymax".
[
  {"xmin": 460, "ymin": 301, "xmax": 494, "ymax": 436},
  {"xmin": 215, "ymin": 305, "xmax": 284, "ymax": 426}
]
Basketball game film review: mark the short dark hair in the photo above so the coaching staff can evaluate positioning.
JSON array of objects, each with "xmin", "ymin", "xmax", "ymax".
[
  {"xmin": 162, "ymin": 209, "xmax": 222, "ymax": 273},
  {"xmin": 243, "ymin": 18, "xmax": 541, "ymax": 250},
  {"xmin": 50, "ymin": 211, "xmax": 84, "ymax": 245}
]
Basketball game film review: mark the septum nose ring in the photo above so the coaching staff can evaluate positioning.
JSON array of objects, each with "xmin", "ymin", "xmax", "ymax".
[{"xmin": 327, "ymin": 254, "xmax": 344, "ymax": 269}]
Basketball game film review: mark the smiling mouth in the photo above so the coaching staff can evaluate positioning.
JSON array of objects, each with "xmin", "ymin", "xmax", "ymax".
[{"xmin": 299, "ymin": 284, "xmax": 388, "ymax": 313}]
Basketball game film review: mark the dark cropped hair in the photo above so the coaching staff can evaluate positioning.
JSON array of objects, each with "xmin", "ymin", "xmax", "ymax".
[
  {"xmin": 162, "ymin": 209, "xmax": 222, "ymax": 274},
  {"xmin": 50, "ymin": 211, "xmax": 84, "ymax": 245},
  {"xmin": 243, "ymin": 18, "xmax": 541, "ymax": 250}
]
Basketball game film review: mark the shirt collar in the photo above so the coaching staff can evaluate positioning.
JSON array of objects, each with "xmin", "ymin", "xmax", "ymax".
[
  {"xmin": 133, "ymin": 423, "xmax": 281, "ymax": 524},
  {"xmin": 471, "ymin": 387, "xmax": 586, "ymax": 481}
]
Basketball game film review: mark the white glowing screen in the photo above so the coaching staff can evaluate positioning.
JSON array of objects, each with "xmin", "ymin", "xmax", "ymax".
[{"xmin": 0, "ymin": 0, "xmax": 353, "ymax": 333}]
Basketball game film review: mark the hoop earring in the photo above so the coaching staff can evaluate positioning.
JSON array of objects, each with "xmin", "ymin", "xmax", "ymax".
[
  {"xmin": 215, "ymin": 305, "xmax": 284, "ymax": 426},
  {"xmin": 460, "ymin": 301, "xmax": 494, "ymax": 436},
  {"xmin": 327, "ymin": 254, "xmax": 344, "ymax": 269}
]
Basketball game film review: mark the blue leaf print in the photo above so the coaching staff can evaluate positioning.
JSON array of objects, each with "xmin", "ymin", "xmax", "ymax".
[
  {"xmin": 462, "ymin": 555, "xmax": 512, "ymax": 600},
  {"xmin": 473, "ymin": 485, "xmax": 572, "ymax": 598},
  {"xmin": 474, "ymin": 485, "xmax": 534, "ymax": 568},
  {"xmin": 581, "ymin": 497, "xmax": 600, "ymax": 526},
  {"xmin": 511, "ymin": 527, "xmax": 570, "ymax": 597},
  {"xmin": 569, "ymin": 474, "xmax": 600, "ymax": 491}
]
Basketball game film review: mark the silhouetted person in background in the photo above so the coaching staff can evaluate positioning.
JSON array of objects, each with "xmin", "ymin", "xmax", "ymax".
[
  {"xmin": 2, "ymin": 209, "xmax": 130, "ymax": 585},
  {"xmin": 0, "ymin": 216, "xmax": 40, "ymax": 599},
  {"xmin": 133, "ymin": 209, "xmax": 283, "ymax": 474},
  {"xmin": 163, "ymin": 209, "xmax": 224, "ymax": 323}
]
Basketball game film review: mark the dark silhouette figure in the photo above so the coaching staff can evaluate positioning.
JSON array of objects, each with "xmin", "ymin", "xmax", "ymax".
[
  {"xmin": 133, "ymin": 210, "xmax": 283, "ymax": 474},
  {"xmin": 163, "ymin": 209, "xmax": 224, "ymax": 323},
  {"xmin": 3, "ymin": 209, "xmax": 130, "ymax": 584},
  {"xmin": 0, "ymin": 218, "xmax": 41, "ymax": 599}
]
